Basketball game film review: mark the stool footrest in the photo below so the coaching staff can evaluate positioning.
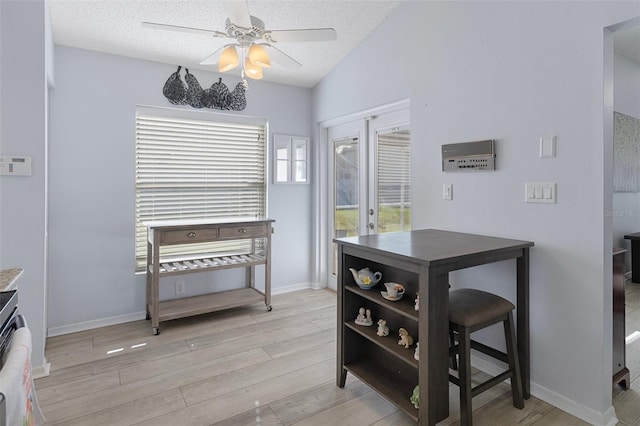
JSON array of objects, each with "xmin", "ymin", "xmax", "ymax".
[
  {"xmin": 470, "ymin": 339, "xmax": 508, "ymax": 364},
  {"xmin": 448, "ymin": 338, "xmax": 509, "ymax": 364},
  {"xmin": 471, "ymin": 370, "xmax": 512, "ymax": 397}
]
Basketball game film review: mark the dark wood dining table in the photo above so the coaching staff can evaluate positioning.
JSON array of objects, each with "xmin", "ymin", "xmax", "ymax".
[{"xmin": 335, "ymin": 229, "xmax": 534, "ymax": 425}]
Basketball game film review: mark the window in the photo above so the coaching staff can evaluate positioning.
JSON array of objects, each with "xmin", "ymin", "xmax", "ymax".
[
  {"xmin": 135, "ymin": 107, "xmax": 267, "ymax": 269},
  {"xmin": 274, "ymin": 134, "xmax": 309, "ymax": 183}
]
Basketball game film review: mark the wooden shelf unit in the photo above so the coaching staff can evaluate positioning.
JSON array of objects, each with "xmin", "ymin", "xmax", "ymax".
[
  {"xmin": 340, "ymin": 254, "xmax": 421, "ymax": 420},
  {"xmin": 145, "ymin": 218, "xmax": 274, "ymax": 335}
]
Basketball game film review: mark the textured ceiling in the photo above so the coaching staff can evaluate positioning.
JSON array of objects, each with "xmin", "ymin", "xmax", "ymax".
[
  {"xmin": 48, "ymin": 0, "xmax": 403, "ymax": 88},
  {"xmin": 46, "ymin": 1, "xmax": 640, "ymax": 87}
]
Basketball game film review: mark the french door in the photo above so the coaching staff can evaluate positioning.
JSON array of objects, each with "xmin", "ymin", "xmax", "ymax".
[{"xmin": 327, "ymin": 109, "xmax": 411, "ymax": 289}]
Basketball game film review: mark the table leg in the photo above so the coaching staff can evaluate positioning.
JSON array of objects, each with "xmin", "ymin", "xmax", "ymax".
[
  {"xmin": 418, "ymin": 269, "xmax": 450, "ymax": 425},
  {"xmin": 632, "ymin": 241, "xmax": 640, "ymax": 283},
  {"xmin": 517, "ymin": 249, "xmax": 530, "ymax": 399},
  {"xmin": 336, "ymin": 244, "xmax": 346, "ymax": 388}
]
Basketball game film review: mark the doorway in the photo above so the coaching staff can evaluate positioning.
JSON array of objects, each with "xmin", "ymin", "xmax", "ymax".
[
  {"xmin": 326, "ymin": 109, "xmax": 411, "ymax": 289},
  {"xmin": 607, "ymin": 16, "xmax": 640, "ymax": 424}
]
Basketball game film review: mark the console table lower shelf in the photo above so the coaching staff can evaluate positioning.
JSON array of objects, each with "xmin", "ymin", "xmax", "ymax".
[{"xmin": 151, "ymin": 288, "xmax": 266, "ymax": 324}]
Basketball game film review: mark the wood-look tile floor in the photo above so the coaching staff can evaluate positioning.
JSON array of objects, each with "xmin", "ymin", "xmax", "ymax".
[{"xmin": 36, "ymin": 289, "xmax": 595, "ymax": 425}]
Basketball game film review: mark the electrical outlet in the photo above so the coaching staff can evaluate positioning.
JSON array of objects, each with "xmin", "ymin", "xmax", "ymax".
[{"xmin": 175, "ymin": 280, "xmax": 186, "ymax": 295}]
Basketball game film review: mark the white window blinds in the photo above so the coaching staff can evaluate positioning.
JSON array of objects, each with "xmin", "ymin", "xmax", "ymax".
[
  {"xmin": 376, "ymin": 129, "xmax": 411, "ymax": 232},
  {"xmin": 135, "ymin": 108, "xmax": 267, "ymax": 269}
]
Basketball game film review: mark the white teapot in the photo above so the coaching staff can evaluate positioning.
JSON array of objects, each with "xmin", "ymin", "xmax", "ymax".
[{"xmin": 349, "ymin": 267, "xmax": 382, "ymax": 288}]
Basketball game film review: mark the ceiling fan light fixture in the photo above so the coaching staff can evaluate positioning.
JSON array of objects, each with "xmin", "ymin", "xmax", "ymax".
[
  {"xmin": 218, "ymin": 45, "xmax": 239, "ymax": 72},
  {"xmin": 244, "ymin": 57, "xmax": 263, "ymax": 79},
  {"xmin": 248, "ymin": 43, "xmax": 271, "ymax": 68}
]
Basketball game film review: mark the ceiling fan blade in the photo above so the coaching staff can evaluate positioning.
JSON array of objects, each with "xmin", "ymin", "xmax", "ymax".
[
  {"xmin": 224, "ymin": 0, "xmax": 252, "ymax": 28},
  {"xmin": 266, "ymin": 28, "xmax": 337, "ymax": 43},
  {"xmin": 199, "ymin": 44, "xmax": 236, "ymax": 65},
  {"xmin": 259, "ymin": 44, "xmax": 302, "ymax": 69},
  {"xmin": 142, "ymin": 22, "xmax": 226, "ymax": 38}
]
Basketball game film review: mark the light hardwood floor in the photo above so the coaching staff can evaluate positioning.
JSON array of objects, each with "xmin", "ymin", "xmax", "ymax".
[{"xmin": 36, "ymin": 289, "xmax": 601, "ymax": 425}]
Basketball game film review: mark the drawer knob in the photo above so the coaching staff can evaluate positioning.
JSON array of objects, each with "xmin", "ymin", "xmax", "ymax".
[
  {"xmin": 239, "ymin": 228, "xmax": 247, "ymax": 233},
  {"xmin": 187, "ymin": 232, "xmax": 197, "ymax": 238}
]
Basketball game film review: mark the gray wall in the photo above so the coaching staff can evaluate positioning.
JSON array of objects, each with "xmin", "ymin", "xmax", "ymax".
[
  {"xmin": 0, "ymin": 0, "xmax": 51, "ymax": 373},
  {"xmin": 47, "ymin": 46, "xmax": 313, "ymax": 331},
  {"xmin": 312, "ymin": 1, "xmax": 639, "ymax": 423}
]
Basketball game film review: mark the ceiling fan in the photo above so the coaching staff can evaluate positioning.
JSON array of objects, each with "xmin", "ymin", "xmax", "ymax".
[{"xmin": 142, "ymin": 0, "xmax": 337, "ymax": 81}]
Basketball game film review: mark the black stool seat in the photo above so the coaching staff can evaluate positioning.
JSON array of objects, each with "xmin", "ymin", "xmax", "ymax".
[{"xmin": 448, "ymin": 288, "xmax": 524, "ymax": 426}]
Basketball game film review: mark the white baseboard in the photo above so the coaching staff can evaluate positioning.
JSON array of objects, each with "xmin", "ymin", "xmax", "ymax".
[
  {"xmin": 32, "ymin": 358, "xmax": 51, "ymax": 379},
  {"xmin": 47, "ymin": 283, "xmax": 318, "ymax": 337},
  {"xmin": 47, "ymin": 311, "xmax": 146, "ymax": 337},
  {"xmin": 471, "ymin": 356, "xmax": 618, "ymax": 426},
  {"xmin": 271, "ymin": 282, "xmax": 314, "ymax": 295}
]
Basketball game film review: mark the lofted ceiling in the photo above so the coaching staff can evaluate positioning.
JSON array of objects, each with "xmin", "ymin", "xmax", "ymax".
[
  {"xmin": 48, "ymin": 0, "xmax": 403, "ymax": 88},
  {"xmin": 47, "ymin": 1, "xmax": 640, "ymax": 88}
]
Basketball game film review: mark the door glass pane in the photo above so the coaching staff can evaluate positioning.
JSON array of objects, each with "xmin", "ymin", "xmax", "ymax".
[
  {"xmin": 376, "ymin": 129, "xmax": 411, "ymax": 233},
  {"xmin": 333, "ymin": 138, "xmax": 359, "ymax": 273}
]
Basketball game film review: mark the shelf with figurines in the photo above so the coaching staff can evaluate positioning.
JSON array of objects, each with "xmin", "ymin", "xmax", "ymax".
[
  {"xmin": 345, "ymin": 268, "xmax": 419, "ymax": 321},
  {"xmin": 346, "ymin": 305, "xmax": 419, "ymax": 369}
]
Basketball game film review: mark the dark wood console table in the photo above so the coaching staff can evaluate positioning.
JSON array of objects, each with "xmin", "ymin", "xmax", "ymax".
[
  {"xmin": 613, "ymin": 248, "xmax": 629, "ymax": 389},
  {"xmin": 335, "ymin": 229, "xmax": 533, "ymax": 425},
  {"xmin": 624, "ymin": 232, "xmax": 640, "ymax": 282}
]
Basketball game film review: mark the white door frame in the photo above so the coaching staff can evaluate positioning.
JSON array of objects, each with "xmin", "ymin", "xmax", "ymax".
[{"xmin": 317, "ymin": 99, "xmax": 410, "ymax": 290}]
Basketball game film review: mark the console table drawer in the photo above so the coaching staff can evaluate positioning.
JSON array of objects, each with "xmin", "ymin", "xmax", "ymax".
[
  {"xmin": 219, "ymin": 224, "xmax": 267, "ymax": 239},
  {"xmin": 162, "ymin": 228, "xmax": 219, "ymax": 244}
]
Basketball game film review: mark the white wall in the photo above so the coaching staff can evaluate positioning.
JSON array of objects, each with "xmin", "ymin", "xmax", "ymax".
[
  {"xmin": 47, "ymin": 46, "xmax": 313, "ymax": 331},
  {"xmin": 0, "ymin": 0, "xmax": 50, "ymax": 373},
  {"xmin": 612, "ymin": 52, "xmax": 640, "ymax": 269},
  {"xmin": 313, "ymin": 1, "xmax": 639, "ymax": 424}
]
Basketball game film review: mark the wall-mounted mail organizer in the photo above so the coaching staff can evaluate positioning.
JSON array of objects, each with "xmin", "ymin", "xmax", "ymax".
[{"xmin": 442, "ymin": 139, "xmax": 495, "ymax": 172}]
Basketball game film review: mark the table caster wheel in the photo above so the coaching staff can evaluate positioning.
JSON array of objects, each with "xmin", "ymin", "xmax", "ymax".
[
  {"xmin": 153, "ymin": 327, "xmax": 160, "ymax": 335},
  {"xmin": 266, "ymin": 304, "xmax": 273, "ymax": 312}
]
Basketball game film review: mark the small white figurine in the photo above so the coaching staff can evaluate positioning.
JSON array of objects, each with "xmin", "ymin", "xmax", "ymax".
[
  {"xmin": 355, "ymin": 307, "xmax": 373, "ymax": 326},
  {"xmin": 414, "ymin": 293, "xmax": 419, "ymax": 311},
  {"xmin": 376, "ymin": 319, "xmax": 389, "ymax": 336},
  {"xmin": 398, "ymin": 327, "xmax": 414, "ymax": 349},
  {"xmin": 414, "ymin": 342, "xmax": 420, "ymax": 361}
]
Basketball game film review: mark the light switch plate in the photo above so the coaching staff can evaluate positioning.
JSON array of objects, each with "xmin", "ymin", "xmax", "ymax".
[
  {"xmin": 539, "ymin": 136, "xmax": 556, "ymax": 158},
  {"xmin": 525, "ymin": 182, "xmax": 556, "ymax": 203},
  {"xmin": 443, "ymin": 184, "xmax": 453, "ymax": 200}
]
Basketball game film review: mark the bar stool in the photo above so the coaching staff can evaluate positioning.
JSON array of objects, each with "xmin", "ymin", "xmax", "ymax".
[{"xmin": 448, "ymin": 288, "xmax": 524, "ymax": 426}]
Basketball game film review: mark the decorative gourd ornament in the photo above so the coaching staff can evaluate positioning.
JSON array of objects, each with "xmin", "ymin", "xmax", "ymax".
[
  {"xmin": 184, "ymin": 69, "xmax": 205, "ymax": 108},
  {"xmin": 162, "ymin": 66, "xmax": 187, "ymax": 105}
]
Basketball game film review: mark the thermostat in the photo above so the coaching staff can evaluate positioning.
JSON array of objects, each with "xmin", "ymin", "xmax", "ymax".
[
  {"xmin": 0, "ymin": 155, "xmax": 32, "ymax": 176},
  {"xmin": 442, "ymin": 140, "xmax": 495, "ymax": 172}
]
